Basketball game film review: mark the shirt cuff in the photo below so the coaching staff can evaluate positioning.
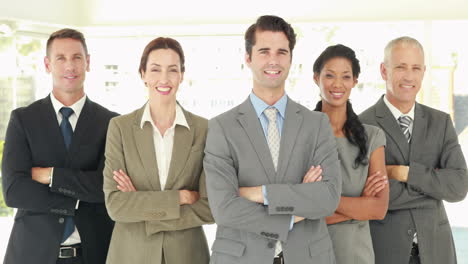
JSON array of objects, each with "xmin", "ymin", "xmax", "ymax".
[
  {"xmin": 262, "ymin": 185, "xmax": 269, "ymax": 205},
  {"xmin": 48, "ymin": 167, "xmax": 54, "ymax": 187},
  {"xmin": 75, "ymin": 200, "xmax": 80, "ymax": 210},
  {"xmin": 289, "ymin": 215, "xmax": 295, "ymax": 230}
]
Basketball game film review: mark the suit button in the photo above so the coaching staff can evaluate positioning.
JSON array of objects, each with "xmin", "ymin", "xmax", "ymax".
[
  {"xmin": 59, "ymin": 217, "xmax": 65, "ymax": 224},
  {"xmin": 267, "ymin": 242, "xmax": 275, "ymax": 248}
]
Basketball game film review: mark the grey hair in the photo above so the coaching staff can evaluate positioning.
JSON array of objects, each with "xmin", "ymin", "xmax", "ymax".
[{"xmin": 383, "ymin": 36, "xmax": 424, "ymax": 64}]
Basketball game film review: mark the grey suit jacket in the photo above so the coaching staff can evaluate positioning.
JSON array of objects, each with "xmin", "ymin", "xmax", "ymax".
[
  {"xmin": 204, "ymin": 97, "xmax": 341, "ymax": 264},
  {"xmin": 359, "ymin": 96, "xmax": 468, "ymax": 264}
]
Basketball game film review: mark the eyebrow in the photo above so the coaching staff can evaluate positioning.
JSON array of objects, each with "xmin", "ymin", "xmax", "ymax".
[
  {"xmin": 150, "ymin": 63, "xmax": 178, "ymax": 67},
  {"xmin": 324, "ymin": 69, "xmax": 351, "ymax": 74},
  {"xmin": 256, "ymin": 48, "xmax": 289, "ymax": 53}
]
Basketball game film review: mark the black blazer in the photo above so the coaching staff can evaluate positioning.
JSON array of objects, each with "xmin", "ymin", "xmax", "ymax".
[{"xmin": 2, "ymin": 95, "xmax": 118, "ymax": 264}]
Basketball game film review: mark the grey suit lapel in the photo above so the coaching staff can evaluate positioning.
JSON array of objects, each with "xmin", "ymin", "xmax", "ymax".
[
  {"xmin": 165, "ymin": 107, "xmax": 194, "ymax": 190},
  {"xmin": 409, "ymin": 103, "xmax": 427, "ymax": 159},
  {"xmin": 277, "ymin": 98, "xmax": 303, "ymax": 182},
  {"xmin": 237, "ymin": 98, "xmax": 275, "ymax": 184},
  {"xmin": 132, "ymin": 105, "xmax": 161, "ymax": 191},
  {"xmin": 375, "ymin": 97, "xmax": 410, "ymax": 162}
]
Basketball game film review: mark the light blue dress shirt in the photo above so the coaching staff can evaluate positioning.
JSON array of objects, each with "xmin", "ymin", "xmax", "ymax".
[{"xmin": 249, "ymin": 92, "xmax": 294, "ymax": 229}]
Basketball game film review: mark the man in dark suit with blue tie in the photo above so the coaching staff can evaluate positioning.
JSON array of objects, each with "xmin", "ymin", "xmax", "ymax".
[{"xmin": 2, "ymin": 28, "xmax": 118, "ymax": 264}]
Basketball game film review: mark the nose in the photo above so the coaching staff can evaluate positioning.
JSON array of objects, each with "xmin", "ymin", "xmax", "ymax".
[
  {"xmin": 159, "ymin": 70, "xmax": 169, "ymax": 83},
  {"xmin": 332, "ymin": 78, "xmax": 343, "ymax": 88}
]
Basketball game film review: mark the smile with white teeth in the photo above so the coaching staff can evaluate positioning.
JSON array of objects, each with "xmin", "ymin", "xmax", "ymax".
[
  {"xmin": 264, "ymin": 70, "xmax": 280, "ymax": 74},
  {"xmin": 64, "ymin": 76, "xmax": 77, "ymax": 79},
  {"xmin": 401, "ymin": 85, "xmax": 414, "ymax": 89},
  {"xmin": 156, "ymin": 87, "xmax": 171, "ymax": 92}
]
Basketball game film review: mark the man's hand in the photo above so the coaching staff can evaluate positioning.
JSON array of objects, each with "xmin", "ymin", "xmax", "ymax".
[
  {"xmin": 113, "ymin": 169, "xmax": 137, "ymax": 192},
  {"xmin": 302, "ymin": 165, "xmax": 323, "ymax": 183},
  {"xmin": 179, "ymin": 190, "xmax": 200, "ymax": 205},
  {"xmin": 294, "ymin": 215, "xmax": 305, "ymax": 223},
  {"xmin": 386, "ymin": 165, "xmax": 409, "ymax": 182},
  {"xmin": 361, "ymin": 171, "xmax": 387, "ymax": 197},
  {"xmin": 31, "ymin": 167, "xmax": 52, "ymax": 184},
  {"xmin": 239, "ymin": 186, "xmax": 264, "ymax": 204}
]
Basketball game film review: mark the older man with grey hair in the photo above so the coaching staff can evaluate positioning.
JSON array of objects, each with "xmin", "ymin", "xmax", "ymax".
[{"xmin": 360, "ymin": 36, "xmax": 468, "ymax": 264}]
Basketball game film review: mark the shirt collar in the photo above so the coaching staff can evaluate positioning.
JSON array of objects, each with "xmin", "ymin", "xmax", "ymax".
[
  {"xmin": 249, "ymin": 92, "xmax": 287, "ymax": 119},
  {"xmin": 140, "ymin": 102, "xmax": 190, "ymax": 130},
  {"xmin": 383, "ymin": 95, "xmax": 415, "ymax": 120},
  {"xmin": 50, "ymin": 93, "xmax": 87, "ymax": 118}
]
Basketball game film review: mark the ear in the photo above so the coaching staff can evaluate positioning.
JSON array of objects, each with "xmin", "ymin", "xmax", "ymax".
[
  {"xmin": 313, "ymin": 73, "xmax": 320, "ymax": 86},
  {"xmin": 86, "ymin": 54, "xmax": 91, "ymax": 72},
  {"xmin": 380, "ymin": 62, "xmax": 388, "ymax": 81},
  {"xmin": 44, "ymin": 56, "xmax": 51, "ymax": 73},
  {"xmin": 353, "ymin": 77, "xmax": 358, "ymax": 87},
  {"xmin": 245, "ymin": 52, "xmax": 251, "ymax": 67}
]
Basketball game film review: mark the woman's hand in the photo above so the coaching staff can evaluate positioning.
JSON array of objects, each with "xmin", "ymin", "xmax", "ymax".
[
  {"xmin": 113, "ymin": 169, "xmax": 137, "ymax": 192},
  {"xmin": 361, "ymin": 171, "xmax": 387, "ymax": 197},
  {"xmin": 302, "ymin": 165, "xmax": 323, "ymax": 183},
  {"xmin": 179, "ymin": 190, "xmax": 200, "ymax": 205}
]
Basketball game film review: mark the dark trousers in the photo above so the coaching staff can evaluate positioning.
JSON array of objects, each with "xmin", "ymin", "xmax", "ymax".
[{"xmin": 56, "ymin": 256, "xmax": 82, "ymax": 264}]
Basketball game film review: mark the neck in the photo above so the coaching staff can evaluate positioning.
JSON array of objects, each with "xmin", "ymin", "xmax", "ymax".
[
  {"xmin": 149, "ymin": 99, "xmax": 176, "ymax": 136},
  {"xmin": 386, "ymin": 95, "xmax": 414, "ymax": 114},
  {"xmin": 52, "ymin": 89, "xmax": 85, "ymax": 106},
  {"xmin": 321, "ymin": 101, "xmax": 347, "ymax": 137},
  {"xmin": 252, "ymin": 85, "xmax": 285, "ymax": 106}
]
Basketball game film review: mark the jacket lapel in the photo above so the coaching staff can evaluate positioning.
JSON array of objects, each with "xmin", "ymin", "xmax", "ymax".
[
  {"xmin": 40, "ymin": 96, "xmax": 68, "ymax": 161},
  {"xmin": 67, "ymin": 98, "xmax": 93, "ymax": 158},
  {"xmin": 374, "ymin": 97, "xmax": 410, "ymax": 162},
  {"xmin": 409, "ymin": 103, "xmax": 427, "ymax": 159},
  {"xmin": 237, "ymin": 98, "xmax": 275, "ymax": 184},
  {"xmin": 277, "ymin": 98, "xmax": 303, "ymax": 182},
  {"xmin": 165, "ymin": 107, "xmax": 194, "ymax": 190},
  {"xmin": 132, "ymin": 105, "xmax": 161, "ymax": 191}
]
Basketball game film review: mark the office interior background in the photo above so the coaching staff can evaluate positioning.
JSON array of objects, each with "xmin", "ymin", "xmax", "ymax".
[{"xmin": 1, "ymin": 0, "xmax": 468, "ymax": 261}]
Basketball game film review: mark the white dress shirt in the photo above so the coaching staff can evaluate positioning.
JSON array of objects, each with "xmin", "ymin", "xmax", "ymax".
[
  {"xmin": 383, "ymin": 95, "xmax": 415, "ymax": 134},
  {"xmin": 50, "ymin": 93, "xmax": 87, "ymax": 245},
  {"xmin": 140, "ymin": 103, "xmax": 189, "ymax": 190}
]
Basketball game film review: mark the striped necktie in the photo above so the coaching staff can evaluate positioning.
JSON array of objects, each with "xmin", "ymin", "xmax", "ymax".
[{"xmin": 398, "ymin": 115, "xmax": 412, "ymax": 143}]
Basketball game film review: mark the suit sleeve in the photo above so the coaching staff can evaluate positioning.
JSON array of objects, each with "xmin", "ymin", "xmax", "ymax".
[
  {"xmin": 204, "ymin": 118, "xmax": 292, "ymax": 242},
  {"xmin": 265, "ymin": 114, "xmax": 342, "ymax": 219},
  {"xmin": 49, "ymin": 152, "xmax": 107, "ymax": 203},
  {"xmin": 407, "ymin": 114, "xmax": 468, "ymax": 202},
  {"xmin": 1, "ymin": 110, "xmax": 76, "ymax": 215},
  {"xmin": 104, "ymin": 118, "xmax": 185, "ymax": 223},
  {"xmin": 145, "ymin": 170, "xmax": 215, "ymax": 234}
]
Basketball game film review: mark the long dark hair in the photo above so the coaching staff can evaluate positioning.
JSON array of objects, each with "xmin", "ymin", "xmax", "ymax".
[{"xmin": 313, "ymin": 44, "xmax": 368, "ymax": 168}]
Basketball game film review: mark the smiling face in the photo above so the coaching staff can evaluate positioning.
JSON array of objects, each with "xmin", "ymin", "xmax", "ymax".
[
  {"xmin": 141, "ymin": 48, "xmax": 183, "ymax": 105},
  {"xmin": 246, "ymin": 30, "xmax": 291, "ymax": 93},
  {"xmin": 382, "ymin": 43, "xmax": 425, "ymax": 109},
  {"xmin": 314, "ymin": 57, "xmax": 357, "ymax": 109},
  {"xmin": 44, "ymin": 38, "xmax": 90, "ymax": 99}
]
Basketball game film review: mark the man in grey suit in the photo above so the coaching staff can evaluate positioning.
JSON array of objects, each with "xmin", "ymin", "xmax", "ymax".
[
  {"xmin": 360, "ymin": 36, "xmax": 468, "ymax": 264},
  {"xmin": 204, "ymin": 15, "xmax": 341, "ymax": 264}
]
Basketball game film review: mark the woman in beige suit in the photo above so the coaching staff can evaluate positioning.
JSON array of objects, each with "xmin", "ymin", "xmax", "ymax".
[{"xmin": 103, "ymin": 37, "xmax": 214, "ymax": 264}]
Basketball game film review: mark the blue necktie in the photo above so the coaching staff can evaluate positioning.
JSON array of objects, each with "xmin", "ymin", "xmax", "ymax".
[{"xmin": 59, "ymin": 107, "xmax": 75, "ymax": 242}]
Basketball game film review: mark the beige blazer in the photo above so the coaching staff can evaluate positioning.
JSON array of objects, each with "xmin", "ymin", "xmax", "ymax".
[{"xmin": 103, "ymin": 104, "xmax": 214, "ymax": 264}]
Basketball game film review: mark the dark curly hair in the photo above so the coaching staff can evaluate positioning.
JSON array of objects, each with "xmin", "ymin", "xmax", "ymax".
[{"xmin": 313, "ymin": 44, "xmax": 368, "ymax": 168}]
